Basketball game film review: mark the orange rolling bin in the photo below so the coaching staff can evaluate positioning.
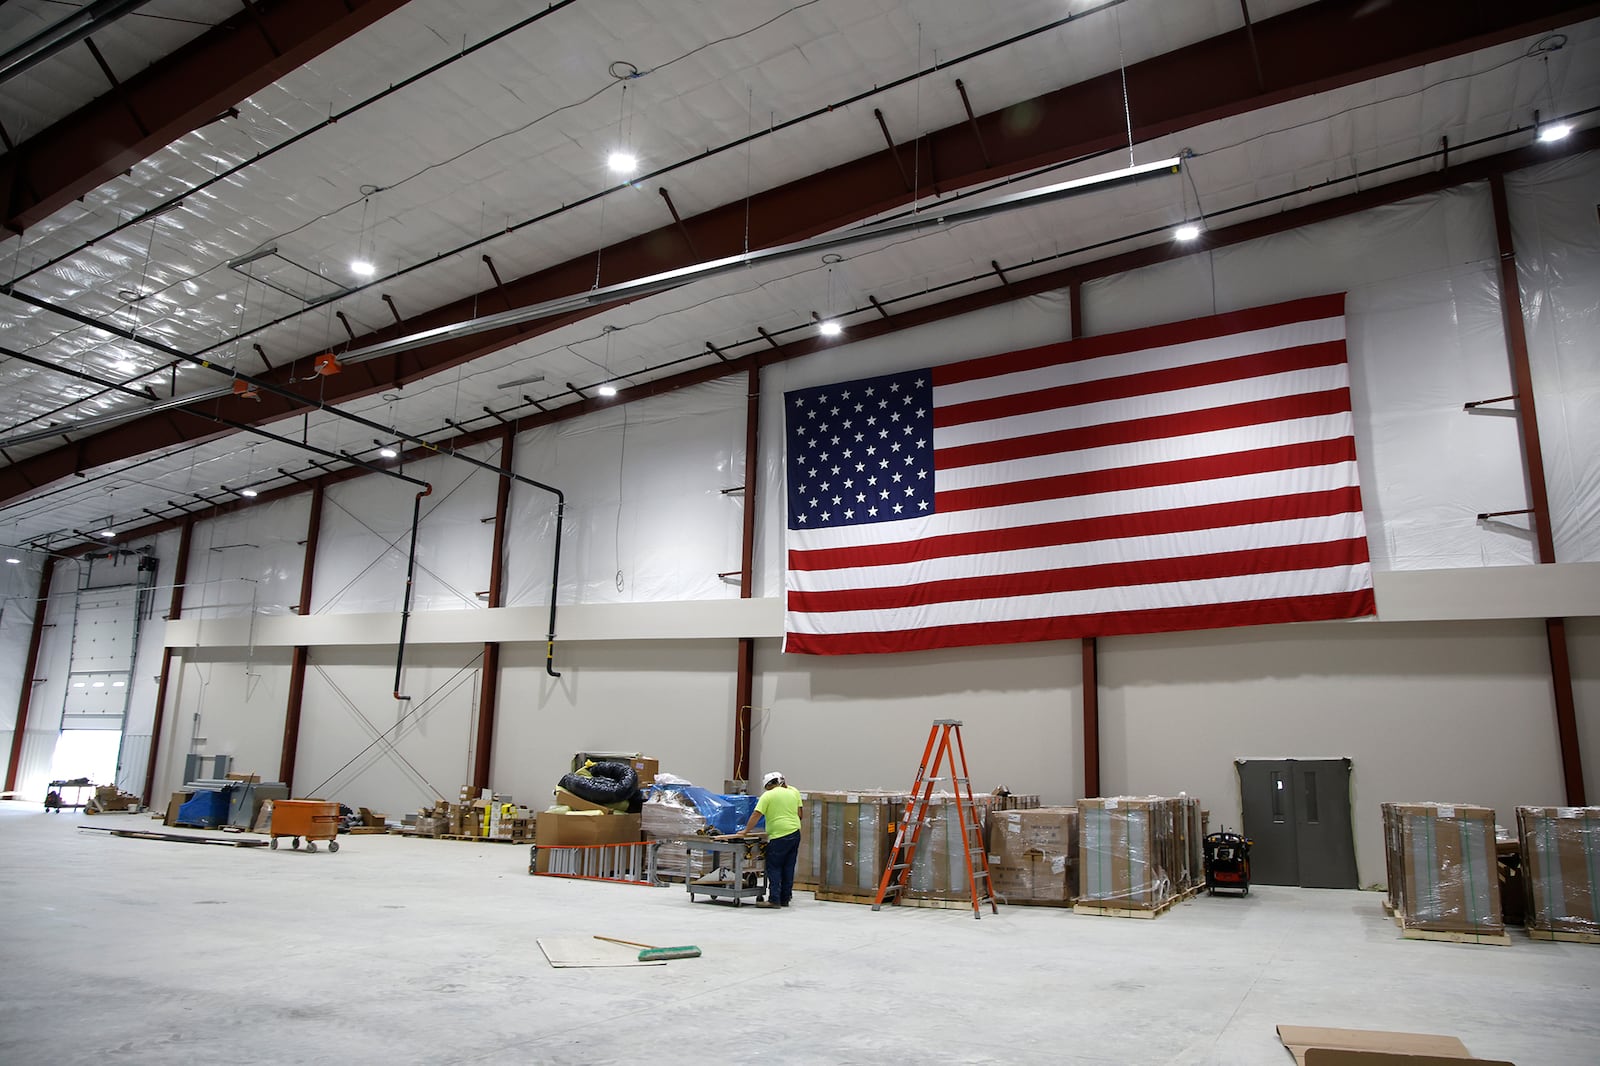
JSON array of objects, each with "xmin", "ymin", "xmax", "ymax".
[{"xmin": 269, "ymin": 800, "xmax": 342, "ymax": 853}]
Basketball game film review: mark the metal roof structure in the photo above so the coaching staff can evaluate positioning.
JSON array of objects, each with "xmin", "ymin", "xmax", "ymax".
[{"xmin": 1, "ymin": 0, "xmax": 1596, "ymax": 556}]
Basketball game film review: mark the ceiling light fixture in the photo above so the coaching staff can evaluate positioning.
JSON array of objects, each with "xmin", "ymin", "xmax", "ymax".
[
  {"xmin": 115, "ymin": 358, "xmax": 138, "ymax": 373},
  {"xmin": 1538, "ymin": 121, "xmax": 1572, "ymax": 143},
  {"xmin": 818, "ymin": 319, "xmax": 843, "ymax": 337},
  {"xmin": 351, "ymin": 259, "xmax": 376, "ymax": 277},
  {"xmin": 1174, "ymin": 223, "xmax": 1202, "ymax": 241},
  {"xmin": 379, "ymin": 446, "xmax": 399, "ymax": 459},
  {"xmin": 98, "ymin": 528, "xmax": 116, "ymax": 538},
  {"xmin": 4, "ymin": 557, "xmax": 19, "ymax": 565},
  {"xmin": 597, "ymin": 384, "xmax": 618, "ymax": 397},
  {"xmin": 238, "ymin": 487, "xmax": 258, "ymax": 498},
  {"xmin": 607, "ymin": 151, "xmax": 637, "ymax": 175}
]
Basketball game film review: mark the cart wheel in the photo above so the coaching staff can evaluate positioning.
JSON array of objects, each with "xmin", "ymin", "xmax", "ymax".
[
  {"xmin": 270, "ymin": 838, "xmax": 278, "ymax": 850},
  {"xmin": 306, "ymin": 841, "xmax": 318, "ymax": 853},
  {"xmin": 328, "ymin": 841, "xmax": 339, "ymax": 853},
  {"xmin": 1243, "ymin": 886, "xmax": 1250, "ymax": 896},
  {"xmin": 292, "ymin": 837, "xmax": 301, "ymax": 850}
]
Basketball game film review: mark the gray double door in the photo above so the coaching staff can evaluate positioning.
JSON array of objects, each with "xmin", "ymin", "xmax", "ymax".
[{"xmin": 1236, "ymin": 758, "xmax": 1358, "ymax": 889}]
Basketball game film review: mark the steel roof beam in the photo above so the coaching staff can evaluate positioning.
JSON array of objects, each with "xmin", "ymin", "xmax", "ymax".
[
  {"xmin": 2, "ymin": 0, "xmax": 1594, "ymax": 503},
  {"xmin": 0, "ymin": 0, "xmax": 411, "ymax": 234}
]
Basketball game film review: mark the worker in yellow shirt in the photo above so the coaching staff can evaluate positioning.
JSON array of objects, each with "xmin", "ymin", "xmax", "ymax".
[{"xmin": 723, "ymin": 771, "xmax": 803, "ymax": 908}]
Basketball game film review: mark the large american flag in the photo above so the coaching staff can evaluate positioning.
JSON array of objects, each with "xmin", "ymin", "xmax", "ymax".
[{"xmin": 783, "ymin": 293, "xmax": 1375, "ymax": 655}]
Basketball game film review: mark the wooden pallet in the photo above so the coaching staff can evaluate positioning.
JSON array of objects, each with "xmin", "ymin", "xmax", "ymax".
[
  {"xmin": 998, "ymin": 896, "xmax": 1073, "ymax": 908},
  {"xmin": 348, "ymin": 826, "xmax": 389, "ymax": 835},
  {"xmin": 1391, "ymin": 911, "xmax": 1510, "ymax": 945},
  {"xmin": 813, "ymin": 889, "xmax": 884, "ymax": 906},
  {"xmin": 1074, "ymin": 883, "xmax": 1200, "ymax": 919},
  {"xmin": 439, "ymin": 834, "xmax": 529, "ymax": 844},
  {"xmin": 1526, "ymin": 927, "xmax": 1600, "ymax": 944}
]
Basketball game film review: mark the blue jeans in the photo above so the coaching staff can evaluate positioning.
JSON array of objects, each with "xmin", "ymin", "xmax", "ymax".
[{"xmin": 765, "ymin": 831, "xmax": 800, "ymax": 904}]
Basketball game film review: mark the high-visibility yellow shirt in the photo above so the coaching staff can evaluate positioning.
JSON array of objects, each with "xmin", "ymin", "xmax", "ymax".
[{"xmin": 755, "ymin": 785, "xmax": 802, "ymax": 839}]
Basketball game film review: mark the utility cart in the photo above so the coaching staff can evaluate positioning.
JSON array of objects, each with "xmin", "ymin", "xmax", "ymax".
[
  {"xmin": 269, "ymin": 799, "xmax": 341, "ymax": 853},
  {"xmin": 679, "ymin": 835, "xmax": 768, "ymax": 906},
  {"xmin": 1203, "ymin": 829, "xmax": 1251, "ymax": 896}
]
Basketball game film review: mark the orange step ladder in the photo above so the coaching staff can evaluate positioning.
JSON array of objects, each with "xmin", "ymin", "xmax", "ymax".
[{"xmin": 873, "ymin": 719, "xmax": 998, "ymax": 919}]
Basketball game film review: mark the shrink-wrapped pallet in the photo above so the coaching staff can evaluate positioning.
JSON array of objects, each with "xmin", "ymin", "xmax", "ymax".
[
  {"xmin": 1516, "ymin": 806, "xmax": 1600, "ymax": 939},
  {"xmin": 797, "ymin": 791, "xmax": 907, "ymax": 897},
  {"xmin": 1384, "ymin": 802, "xmax": 1504, "ymax": 940},
  {"xmin": 1076, "ymin": 796, "xmax": 1180, "ymax": 913}
]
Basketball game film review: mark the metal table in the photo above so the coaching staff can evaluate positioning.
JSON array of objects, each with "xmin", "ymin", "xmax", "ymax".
[{"xmin": 678, "ymin": 835, "xmax": 769, "ymax": 906}]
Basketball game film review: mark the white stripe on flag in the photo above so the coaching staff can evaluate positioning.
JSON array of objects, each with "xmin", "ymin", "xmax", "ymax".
[
  {"xmin": 933, "ymin": 365, "xmax": 1351, "ymax": 449},
  {"xmin": 787, "ymin": 512, "xmax": 1370, "ymax": 594},
  {"xmin": 937, "ymin": 317, "xmax": 1347, "ymax": 406},
  {"xmin": 784, "ymin": 564, "xmax": 1375, "ymax": 636},
  {"xmin": 789, "ymin": 461, "xmax": 1362, "ymax": 552}
]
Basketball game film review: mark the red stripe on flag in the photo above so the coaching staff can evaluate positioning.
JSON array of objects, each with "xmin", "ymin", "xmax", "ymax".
[
  {"xmin": 937, "ymin": 438, "xmax": 1357, "ymax": 513},
  {"xmin": 937, "ymin": 389, "xmax": 1352, "ymax": 470},
  {"xmin": 789, "ymin": 487, "xmax": 1365, "ymax": 572},
  {"xmin": 939, "ymin": 341, "xmax": 1349, "ymax": 429},
  {"xmin": 784, "ymin": 588, "xmax": 1377, "ymax": 655},
  {"xmin": 932, "ymin": 293, "xmax": 1346, "ymax": 388},
  {"xmin": 788, "ymin": 538, "xmax": 1371, "ymax": 614}
]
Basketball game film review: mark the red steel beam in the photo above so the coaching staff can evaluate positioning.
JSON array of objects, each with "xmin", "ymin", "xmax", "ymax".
[
  {"xmin": 732, "ymin": 365, "xmax": 761, "ymax": 783},
  {"xmin": 0, "ymin": 0, "xmax": 411, "ymax": 234},
  {"xmin": 472, "ymin": 429, "xmax": 515, "ymax": 792},
  {"xmin": 141, "ymin": 517, "xmax": 192, "ymax": 804},
  {"xmin": 1070, "ymin": 281, "xmax": 1101, "ymax": 800},
  {"xmin": 1489, "ymin": 173, "xmax": 1584, "ymax": 805},
  {"xmin": 5, "ymin": 0, "xmax": 1594, "ymax": 506},
  {"xmin": 3, "ymin": 556, "xmax": 56, "ymax": 793},
  {"xmin": 278, "ymin": 481, "xmax": 323, "ymax": 791}
]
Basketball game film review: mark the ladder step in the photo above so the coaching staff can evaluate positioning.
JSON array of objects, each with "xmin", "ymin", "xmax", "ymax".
[{"xmin": 888, "ymin": 863, "xmax": 911, "ymax": 872}]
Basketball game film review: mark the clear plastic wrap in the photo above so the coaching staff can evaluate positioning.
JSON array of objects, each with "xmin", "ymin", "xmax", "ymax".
[
  {"xmin": 906, "ymin": 792, "xmax": 999, "ymax": 901},
  {"xmin": 1516, "ymin": 805, "xmax": 1600, "ymax": 938},
  {"xmin": 796, "ymin": 790, "xmax": 907, "ymax": 897},
  {"xmin": 1383, "ymin": 802, "xmax": 1504, "ymax": 938},
  {"xmin": 1077, "ymin": 796, "xmax": 1186, "ymax": 911},
  {"xmin": 643, "ymin": 784, "xmax": 754, "ymax": 837}
]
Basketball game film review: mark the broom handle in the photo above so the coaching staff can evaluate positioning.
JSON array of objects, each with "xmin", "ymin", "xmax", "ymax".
[{"xmin": 593, "ymin": 935, "xmax": 656, "ymax": 950}]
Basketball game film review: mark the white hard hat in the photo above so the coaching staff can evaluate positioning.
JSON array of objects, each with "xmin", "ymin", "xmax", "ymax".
[{"xmin": 762, "ymin": 770, "xmax": 783, "ymax": 787}]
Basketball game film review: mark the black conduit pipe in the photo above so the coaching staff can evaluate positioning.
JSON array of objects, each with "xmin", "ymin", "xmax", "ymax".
[
  {"xmin": 546, "ymin": 497, "xmax": 564, "ymax": 678},
  {"xmin": 393, "ymin": 484, "xmax": 433, "ymax": 701}
]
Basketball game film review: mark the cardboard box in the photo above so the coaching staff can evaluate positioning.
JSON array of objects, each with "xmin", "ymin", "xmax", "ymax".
[
  {"xmin": 534, "ymin": 811, "xmax": 642, "ymax": 848},
  {"xmin": 1276, "ymin": 1025, "xmax": 1513, "ymax": 1065},
  {"xmin": 1387, "ymin": 802, "xmax": 1503, "ymax": 937},
  {"xmin": 163, "ymin": 792, "xmax": 192, "ymax": 828},
  {"xmin": 1077, "ymin": 796, "xmax": 1182, "ymax": 910},
  {"xmin": 555, "ymin": 787, "xmax": 621, "ymax": 814},
  {"xmin": 989, "ymin": 807, "xmax": 1077, "ymax": 902},
  {"xmin": 907, "ymin": 793, "xmax": 999, "ymax": 901},
  {"xmin": 1517, "ymin": 805, "xmax": 1599, "ymax": 936},
  {"xmin": 801, "ymin": 791, "xmax": 905, "ymax": 897}
]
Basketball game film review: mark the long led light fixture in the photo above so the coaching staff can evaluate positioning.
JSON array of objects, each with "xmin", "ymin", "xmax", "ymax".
[{"xmin": 0, "ymin": 156, "xmax": 1180, "ymax": 451}]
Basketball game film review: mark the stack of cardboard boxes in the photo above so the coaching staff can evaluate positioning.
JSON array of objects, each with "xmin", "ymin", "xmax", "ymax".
[
  {"xmin": 407, "ymin": 786, "xmax": 534, "ymax": 842},
  {"xmin": 906, "ymin": 793, "xmax": 1002, "ymax": 903},
  {"xmin": 796, "ymin": 791, "xmax": 907, "ymax": 898},
  {"xmin": 1516, "ymin": 805, "xmax": 1599, "ymax": 940},
  {"xmin": 1076, "ymin": 795, "xmax": 1193, "ymax": 915},
  {"xmin": 530, "ymin": 755, "xmax": 657, "ymax": 871},
  {"xmin": 989, "ymin": 807, "xmax": 1078, "ymax": 904},
  {"xmin": 1381, "ymin": 802, "xmax": 1504, "ymax": 941}
]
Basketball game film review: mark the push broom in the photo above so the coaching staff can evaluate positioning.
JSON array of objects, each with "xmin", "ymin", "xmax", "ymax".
[{"xmin": 593, "ymin": 935, "xmax": 702, "ymax": 961}]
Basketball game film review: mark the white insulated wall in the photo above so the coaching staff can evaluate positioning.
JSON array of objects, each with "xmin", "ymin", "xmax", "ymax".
[{"xmin": 30, "ymin": 154, "xmax": 1594, "ymax": 864}]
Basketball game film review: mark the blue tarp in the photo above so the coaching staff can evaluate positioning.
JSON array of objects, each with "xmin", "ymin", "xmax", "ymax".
[
  {"xmin": 647, "ymin": 784, "xmax": 757, "ymax": 835},
  {"xmin": 176, "ymin": 788, "xmax": 232, "ymax": 827}
]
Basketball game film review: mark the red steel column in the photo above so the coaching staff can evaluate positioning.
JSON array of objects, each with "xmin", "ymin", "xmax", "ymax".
[
  {"xmin": 1070, "ymin": 280, "xmax": 1102, "ymax": 798},
  {"xmin": 4, "ymin": 556, "xmax": 57, "ymax": 794},
  {"xmin": 472, "ymin": 430, "xmax": 515, "ymax": 792},
  {"xmin": 1489, "ymin": 173, "xmax": 1584, "ymax": 805},
  {"xmin": 279, "ymin": 482, "xmax": 323, "ymax": 791},
  {"xmin": 733, "ymin": 365, "xmax": 761, "ymax": 783},
  {"xmin": 141, "ymin": 520, "xmax": 193, "ymax": 804}
]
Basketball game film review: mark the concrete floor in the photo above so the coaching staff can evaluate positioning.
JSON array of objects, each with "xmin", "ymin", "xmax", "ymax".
[{"xmin": 1, "ymin": 800, "xmax": 1595, "ymax": 1065}]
